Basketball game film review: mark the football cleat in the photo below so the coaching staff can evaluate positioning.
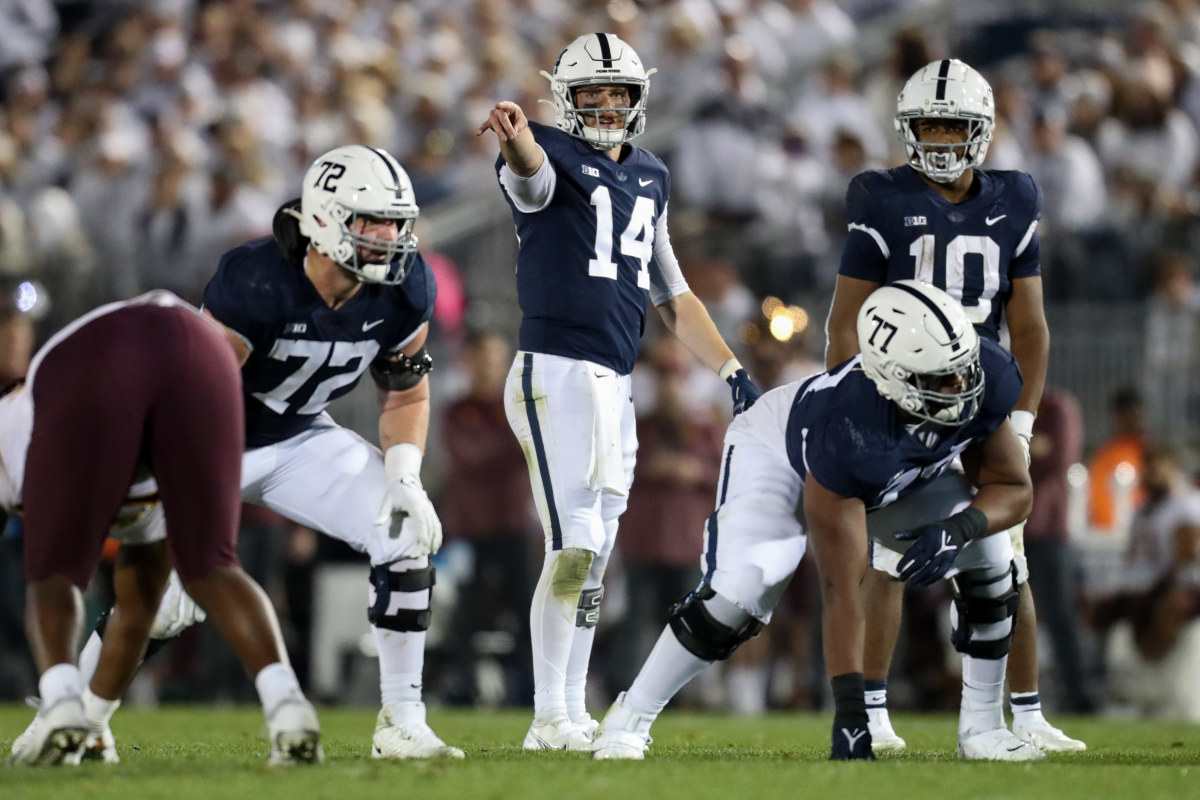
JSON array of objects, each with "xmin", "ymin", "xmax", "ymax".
[
  {"xmin": 266, "ymin": 697, "xmax": 324, "ymax": 766},
  {"xmin": 1013, "ymin": 719, "xmax": 1087, "ymax": 752},
  {"xmin": 867, "ymin": 708, "xmax": 906, "ymax": 752},
  {"xmin": 830, "ymin": 722, "xmax": 876, "ymax": 760},
  {"xmin": 66, "ymin": 724, "xmax": 119, "ymax": 764},
  {"xmin": 574, "ymin": 713, "xmax": 601, "ymax": 742},
  {"xmin": 958, "ymin": 727, "xmax": 1045, "ymax": 761},
  {"xmin": 9, "ymin": 696, "xmax": 88, "ymax": 766},
  {"xmin": 372, "ymin": 702, "xmax": 464, "ymax": 759},
  {"xmin": 591, "ymin": 693, "xmax": 654, "ymax": 760},
  {"xmin": 523, "ymin": 716, "xmax": 592, "ymax": 752}
]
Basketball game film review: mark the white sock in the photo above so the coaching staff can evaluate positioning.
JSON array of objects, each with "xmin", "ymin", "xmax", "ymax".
[
  {"xmin": 78, "ymin": 631, "xmax": 103, "ymax": 686},
  {"xmin": 1010, "ymin": 691, "xmax": 1045, "ymax": 726},
  {"xmin": 624, "ymin": 628, "xmax": 711, "ymax": 718},
  {"xmin": 959, "ymin": 655, "xmax": 1007, "ymax": 737},
  {"xmin": 566, "ymin": 624, "xmax": 597, "ymax": 723},
  {"xmin": 530, "ymin": 553, "xmax": 583, "ymax": 721},
  {"xmin": 254, "ymin": 662, "xmax": 301, "ymax": 715},
  {"xmin": 380, "ymin": 671, "xmax": 424, "ymax": 708},
  {"xmin": 82, "ymin": 688, "xmax": 120, "ymax": 727},
  {"xmin": 369, "ymin": 557, "xmax": 431, "ymax": 708},
  {"xmin": 39, "ymin": 663, "xmax": 83, "ymax": 707},
  {"xmin": 726, "ymin": 664, "xmax": 768, "ymax": 715}
]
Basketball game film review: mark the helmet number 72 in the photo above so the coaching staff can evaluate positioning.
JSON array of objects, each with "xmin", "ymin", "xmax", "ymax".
[{"xmin": 314, "ymin": 161, "xmax": 346, "ymax": 193}]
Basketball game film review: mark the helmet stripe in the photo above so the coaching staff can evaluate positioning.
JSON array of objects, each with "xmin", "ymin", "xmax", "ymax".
[
  {"xmin": 890, "ymin": 282, "xmax": 961, "ymax": 351},
  {"xmin": 362, "ymin": 145, "xmax": 404, "ymax": 199},
  {"xmin": 935, "ymin": 59, "xmax": 951, "ymax": 100},
  {"xmin": 595, "ymin": 32, "xmax": 613, "ymax": 68}
]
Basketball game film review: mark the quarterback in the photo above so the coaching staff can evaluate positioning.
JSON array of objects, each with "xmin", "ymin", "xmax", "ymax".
[{"xmin": 477, "ymin": 33, "xmax": 759, "ymax": 749}]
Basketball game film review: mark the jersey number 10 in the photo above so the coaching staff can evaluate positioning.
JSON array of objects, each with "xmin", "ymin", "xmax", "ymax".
[
  {"xmin": 588, "ymin": 187, "xmax": 654, "ymax": 289},
  {"xmin": 909, "ymin": 234, "xmax": 1001, "ymax": 325}
]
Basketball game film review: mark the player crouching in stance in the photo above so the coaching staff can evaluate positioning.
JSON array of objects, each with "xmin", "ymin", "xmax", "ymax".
[
  {"xmin": 14, "ymin": 145, "xmax": 462, "ymax": 762},
  {"xmin": 592, "ymin": 281, "xmax": 1042, "ymax": 762},
  {"xmin": 9, "ymin": 293, "xmax": 321, "ymax": 766}
]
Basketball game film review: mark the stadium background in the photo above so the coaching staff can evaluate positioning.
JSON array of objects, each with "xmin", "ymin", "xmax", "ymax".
[{"xmin": 0, "ymin": 0, "xmax": 1196, "ymax": 727}]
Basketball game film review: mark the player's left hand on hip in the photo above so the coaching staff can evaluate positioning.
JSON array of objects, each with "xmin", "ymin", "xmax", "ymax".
[
  {"xmin": 375, "ymin": 474, "xmax": 444, "ymax": 555},
  {"xmin": 150, "ymin": 570, "xmax": 206, "ymax": 640},
  {"xmin": 893, "ymin": 523, "xmax": 964, "ymax": 587},
  {"xmin": 727, "ymin": 369, "xmax": 760, "ymax": 416}
]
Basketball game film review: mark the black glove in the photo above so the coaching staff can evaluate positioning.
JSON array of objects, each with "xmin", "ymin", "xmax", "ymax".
[
  {"xmin": 893, "ymin": 507, "xmax": 988, "ymax": 587},
  {"xmin": 727, "ymin": 368, "xmax": 760, "ymax": 416}
]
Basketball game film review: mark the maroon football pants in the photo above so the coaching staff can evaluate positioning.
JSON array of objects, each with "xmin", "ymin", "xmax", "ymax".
[{"xmin": 23, "ymin": 302, "xmax": 245, "ymax": 586}]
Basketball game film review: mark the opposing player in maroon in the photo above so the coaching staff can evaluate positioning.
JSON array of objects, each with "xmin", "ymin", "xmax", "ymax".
[{"xmin": 12, "ymin": 291, "xmax": 322, "ymax": 767}]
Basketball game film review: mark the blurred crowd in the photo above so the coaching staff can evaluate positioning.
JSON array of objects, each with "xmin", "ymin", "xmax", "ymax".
[{"xmin": 1, "ymin": 0, "xmax": 1200, "ymax": 723}]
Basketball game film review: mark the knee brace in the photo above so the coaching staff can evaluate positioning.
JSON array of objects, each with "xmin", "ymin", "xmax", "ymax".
[
  {"xmin": 368, "ymin": 558, "xmax": 436, "ymax": 632},
  {"xmin": 950, "ymin": 563, "xmax": 1020, "ymax": 659},
  {"xmin": 667, "ymin": 584, "xmax": 764, "ymax": 662},
  {"xmin": 576, "ymin": 585, "xmax": 604, "ymax": 628}
]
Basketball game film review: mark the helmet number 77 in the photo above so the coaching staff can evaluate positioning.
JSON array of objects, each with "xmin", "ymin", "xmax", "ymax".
[{"xmin": 868, "ymin": 315, "xmax": 898, "ymax": 353}]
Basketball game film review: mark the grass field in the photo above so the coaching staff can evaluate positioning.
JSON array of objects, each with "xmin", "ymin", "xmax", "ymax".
[{"xmin": 1, "ymin": 705, "xmax": 1198, "ymax": 800}]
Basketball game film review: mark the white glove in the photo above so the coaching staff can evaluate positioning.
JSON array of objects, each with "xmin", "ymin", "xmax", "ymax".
[
  {"xmin": 150, "ymin": 570, "xmax": 206, "ymax": 639},
  {"xmin": 374, "ymin": 444, "xmax": 443, "ymax": 555},
  {"xmin": 1010, "ymin": 410, "xmax": 1035, "ymax": 468}
]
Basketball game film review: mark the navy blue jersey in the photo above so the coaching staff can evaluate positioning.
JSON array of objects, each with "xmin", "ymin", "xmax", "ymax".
[
  {"xmin": 785, "ymin": 338, "xmax": 1021, "ymax": 511},
  {"xmin": 498, "ymin": 121, "xmax": 671, "ymax": 375},
  {"xmin": 839, "ymin": 166, "xmax": 1042, "ymax": 341},
  {"xmin": 203, "ymin": 237, "xmax": 436, "ymax": 448}
]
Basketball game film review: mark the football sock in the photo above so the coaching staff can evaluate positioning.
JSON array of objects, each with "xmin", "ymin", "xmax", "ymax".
[
  {"xmin": 959, "ymin": 655, "xmax": 1007, "ymax": 736},
  {"xmin": 255, "ymin": 662, "xmax": 302, "ymax": 714},
  {"xmin": 39, "ymin": 663, "xmax": 83, "ymax": 707},
  {"xmin": 1011, "ymin": 691, "xmax": 1045, "ymax": 725},
  {"xmin": 864, "ymin": 679, "xmax": 888, "ymax": 710},
  {"xmin": 374, "ymin": 627, "xmax": 426, "ymax": 707},
  {"xmin": 82, "ymin": 688, "xmax": 120, "ymax": 725},
  {"xmin": 727, "ymin": 663, "xmax": 768, "ymax": 714},
  {"xmin": 78, "ymin": 631, "xmax": 103, "ymax": 687},
  {"xmin": 530, "ymin": 551, "xmax": 586, "ymax": 721},
  {"xmin": 624, "ymin": 627, "xmax": 710, "ymax": 718},
  {"xmin": 565, "ymin": 624, "xmax": 597, "ymax": 724}
]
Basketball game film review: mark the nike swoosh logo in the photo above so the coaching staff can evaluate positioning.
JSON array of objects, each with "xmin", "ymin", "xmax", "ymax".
[
  {"xmin": 363, "ymin": 319, "xmax": 385, "ymax": 332},
  {"xmin": 638, "ymin": 178, "xmax": 653, "ymax": 187},
  {"xmin": 1007, "ymin": 744, "xmax": 1025, "ymax": 752},
  {"xmin": 985, "ymin": 215, "xmax": 1006, "ymax": 226}
]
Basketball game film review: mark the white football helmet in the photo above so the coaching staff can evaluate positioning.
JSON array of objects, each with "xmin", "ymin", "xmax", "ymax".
[
  {"xmin": 895, "ymin": 59, "xmax": 994, "ymax": 183},
  {"xmin": 540, "ymin": 33, "xmax": 657, "ymax": 150},
  {"xmin": 857, "ymin": 280, "xmax": 984, "ymax": 427},
  {"xmin": 296, "ymin": 145, "xmax": 419, "ymax": 284}
]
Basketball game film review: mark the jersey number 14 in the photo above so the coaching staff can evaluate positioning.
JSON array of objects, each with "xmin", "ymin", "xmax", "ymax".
[{"xmin": 588, "ymin": 187, "xmax": 654, "ymax": 289}]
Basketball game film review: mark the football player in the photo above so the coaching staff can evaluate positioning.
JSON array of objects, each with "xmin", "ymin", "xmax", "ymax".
[
  {"xmin": 8, "ymin": 292, "xmax": 321, "ymax": 767},
  {"xmin": 823, "ymin": 59, "xmax": 1082, "ymax": 753},
  {"xmin": 53, "ymin": 145, "xmax": 463, "ymax": 761},
  {"xmin": 476, "ymin": 33, "xmax": 760, "ymax": 750},
  {"xmin": 592, "ymin": 281, "xmax": 1041, "ymax": 761}
]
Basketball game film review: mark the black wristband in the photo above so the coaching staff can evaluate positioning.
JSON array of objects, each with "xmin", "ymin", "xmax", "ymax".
[
  {"xmin": 830, "ymin": 672, "xmax": 867, "ymax": 719},
  {"xmin": 940, "ymin": 506, "xmax": 989, "ymax": 544}
]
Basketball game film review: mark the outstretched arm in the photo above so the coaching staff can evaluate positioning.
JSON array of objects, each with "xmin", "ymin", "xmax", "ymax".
[{"xmin": 476, "ymin": 101, "xmax": 543, "ymax": 176}]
